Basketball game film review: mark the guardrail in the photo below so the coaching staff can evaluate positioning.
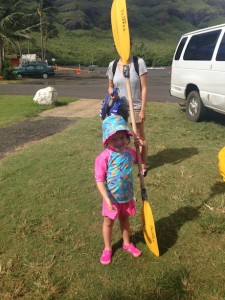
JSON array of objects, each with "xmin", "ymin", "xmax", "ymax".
[{"xmin": 53, "ymin": 66, "xmax": 100, "ymax": 75}]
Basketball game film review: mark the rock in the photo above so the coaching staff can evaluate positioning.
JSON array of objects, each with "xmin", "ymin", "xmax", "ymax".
[{"xmin": 33, "ymin": 87, "xmax": 58, "ymax": 105}]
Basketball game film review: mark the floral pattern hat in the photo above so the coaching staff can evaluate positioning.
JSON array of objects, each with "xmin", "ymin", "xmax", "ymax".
[{"xmin": 102, "ymin": 115, "xmax": 133, "ymax": 145}]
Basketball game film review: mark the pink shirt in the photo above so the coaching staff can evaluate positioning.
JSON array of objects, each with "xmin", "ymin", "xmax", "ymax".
[{"xmin": 95, "ymin": 146, "xmax": 137, "ymax": 203}]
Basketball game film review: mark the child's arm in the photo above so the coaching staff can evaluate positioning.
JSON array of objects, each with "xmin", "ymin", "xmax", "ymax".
[
  {"xmin": 96, "ymin": 181, "xmax": 114, "ymax": 211},
  {"xmin": 95, "ymin": 151, "xmax": 115, "ymax": 211}
]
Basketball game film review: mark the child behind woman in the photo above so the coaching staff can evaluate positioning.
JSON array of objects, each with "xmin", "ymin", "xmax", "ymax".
[{"xmin": 94, "ymin": 115, "xmax": 143, "ymax": 265}]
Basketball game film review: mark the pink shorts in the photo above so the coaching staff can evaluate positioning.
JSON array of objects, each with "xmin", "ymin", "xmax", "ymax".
[{"xmin": 102, "ymin": 199, "xmax": 137, "ymax": 220}]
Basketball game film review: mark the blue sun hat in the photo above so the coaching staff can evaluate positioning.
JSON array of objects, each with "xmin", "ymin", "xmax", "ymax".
[{"xmin": 102, "ymin": 115, "xmax": 133, "ymax": 145}]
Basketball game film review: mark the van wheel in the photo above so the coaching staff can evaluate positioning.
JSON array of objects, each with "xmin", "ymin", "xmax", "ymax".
[
  {"xmin": 186, "ymin": 91, "xmax": 207, "ymax": 122},
  {"xmin": 42, "ymin": 73, "xmax": 48, "ymax": 79}
]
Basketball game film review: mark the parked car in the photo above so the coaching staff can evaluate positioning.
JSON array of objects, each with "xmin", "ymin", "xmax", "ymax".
[
  {"xmin": 88, "ymin": 64, "xmax": 98, "ymax": 71},
  {"xmin": 14, "ymin": 62, "xmax": 55, "ymax": 79},
  {"xmin": 170, "ymin": 23, "xmax": 225, "ymax": 122}
]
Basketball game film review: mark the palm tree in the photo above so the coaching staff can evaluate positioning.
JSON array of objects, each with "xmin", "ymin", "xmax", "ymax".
[
  {"xmin": 0, "ymin": 2, "xmax": 36, "ymax": 75},
  {"xmin": 37, "ymin": 0, "xmax": 58, "ymax": 61}
]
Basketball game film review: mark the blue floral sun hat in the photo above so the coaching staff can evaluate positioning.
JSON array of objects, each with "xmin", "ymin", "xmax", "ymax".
[{"xmin": 102, "ymin": 115, "xmax": 133, "ymax": 145}]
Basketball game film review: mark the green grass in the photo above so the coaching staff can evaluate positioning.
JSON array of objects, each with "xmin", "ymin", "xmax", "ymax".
[
  {"xmin": 0, "ymin": 95, "xmax": 77, "ymax": 127},
  {"xmin": 0, "ymin": 102, "xmax": 225, "ymax": 299}
]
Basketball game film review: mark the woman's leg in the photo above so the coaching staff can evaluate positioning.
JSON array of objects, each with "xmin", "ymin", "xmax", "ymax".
[
  {"xmin": 136, "ymin": 121, "xmax": 148, "ymax": 171},
  {"xmin": 102, "ymin": 216, "xmax": 114, "ymax": 250}
]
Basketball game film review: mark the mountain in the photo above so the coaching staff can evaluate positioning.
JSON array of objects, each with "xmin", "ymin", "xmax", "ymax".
[
  {"xmin": 54, "ymin": 0, "xmax": 225, "ymax": 35},
  {"xmin": 25, "ymin": 0, "xmax": 225, "ymax": 66}
]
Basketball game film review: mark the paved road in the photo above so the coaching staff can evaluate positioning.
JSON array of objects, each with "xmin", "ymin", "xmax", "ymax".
[{"xmin": 0, "ymin": 67, "xmax": 179, "ymax": 103}]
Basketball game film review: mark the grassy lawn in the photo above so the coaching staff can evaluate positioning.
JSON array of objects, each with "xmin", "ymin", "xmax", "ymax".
[
  {"xmin": 0, "ymin": 95, "xmax": 76, "ymax": 128},
  {"xmin": 0, "ymin": 101, "xmax": 225, "ymax": 299}
]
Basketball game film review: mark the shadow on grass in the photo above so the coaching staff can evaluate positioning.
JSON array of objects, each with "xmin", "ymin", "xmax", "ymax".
[
  {"xmin": 112, "ymin": 183, "xmax": 224, "ymax": 257},
  {"xmin": 132, "ymin": 181, "xmax": 224, "ymax": 256},
  {"xmin": 155, "ymin": 206, "xmax": 200, "ymax": 255},
  {"xmin": 205, "ymin": 110, "xmax": 225, "ymax": 125},
  {"xmin": 119, "ymin": 206, "xmax": 200, "ymax": 257},
  {"xmin": 112, "ymin": 239, "xmax": 123, "ymax": 255},
  {"xmin": 54, "ymin": 101, "xmax": 70, "ymax": 106},
  {"xmin": 209, "ymin": 181, "xmax": 225, "ymax": 197},
  {"xmin": 148, "ymin": 147, "xmax": 199, "ymax": 170},
  {"xmin": 196, "ymin": 180, "xmax": 225, "ymax": 209},
  {"xmin": 180, "ymin": 107, "xmax": 225, "ymax": 125}
]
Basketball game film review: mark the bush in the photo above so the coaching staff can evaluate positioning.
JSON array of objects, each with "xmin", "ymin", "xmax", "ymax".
[{"xmin": 2, "ymin": 60, "xmax": 17, "ymax": 80}]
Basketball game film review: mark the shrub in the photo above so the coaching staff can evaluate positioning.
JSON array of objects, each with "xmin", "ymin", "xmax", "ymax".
[{"xmin": 2, "ymin": 60, "xmax": 17, "ymax": 80}]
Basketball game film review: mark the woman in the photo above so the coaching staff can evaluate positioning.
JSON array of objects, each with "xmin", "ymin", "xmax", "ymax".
[{"xmin": 106, "ymin": 55, "xmax": 148, "ymax": 176}]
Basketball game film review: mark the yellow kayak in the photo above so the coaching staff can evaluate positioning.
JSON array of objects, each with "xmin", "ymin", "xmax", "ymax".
[{"xmin": 218, "ymin": 147, "xmax": 225, "ymax": 181}]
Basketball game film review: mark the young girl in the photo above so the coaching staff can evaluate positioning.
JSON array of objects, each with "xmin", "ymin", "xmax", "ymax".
[{"xmin": 95, "ymin": 115, "xmax": 143, "ymax": 265}]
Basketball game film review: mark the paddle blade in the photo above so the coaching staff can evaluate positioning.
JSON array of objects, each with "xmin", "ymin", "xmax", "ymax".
[
  {"xmin": 142, "ymin": 200, "xmax": 159, "ymax": 257},
  {"xmin": 111, "ymin": 1, "xmax": 121, "ymax": 59},
  {"xmin": 111, "ymin": 0, "xmax": 130, "ymax": 64}
]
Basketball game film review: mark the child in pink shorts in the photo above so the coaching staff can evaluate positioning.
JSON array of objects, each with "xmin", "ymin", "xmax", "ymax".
[{"xmin": 95, "ymin": 115, "xmax": 144, "ymax": 265}]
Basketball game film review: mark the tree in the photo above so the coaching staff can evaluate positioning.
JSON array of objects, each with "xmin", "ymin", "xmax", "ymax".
[
  {"xmin": 0, "ymin": 1, "xmax": 36, "ymax": 75},
  {"xmin": 37, "ymin": 0, "xmax": 58, "ymax": 61}
]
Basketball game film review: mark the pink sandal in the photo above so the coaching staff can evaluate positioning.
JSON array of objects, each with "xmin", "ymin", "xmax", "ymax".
[
  {"xmin": 100, "ymin": 249, "xmax": 112, "ymax": 265},
  {"xmin": 123, "ymin": 243, "xmax": 142, "ymax": 257}
]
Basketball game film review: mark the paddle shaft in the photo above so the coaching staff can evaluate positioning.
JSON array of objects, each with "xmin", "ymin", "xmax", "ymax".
[
  {"xmin": 124, "ymin": 72, "xmax": 147, "ymax": 199},
  {"xmin": 111, "ymin": 0, "xmax": 147, "ymax": 200}
]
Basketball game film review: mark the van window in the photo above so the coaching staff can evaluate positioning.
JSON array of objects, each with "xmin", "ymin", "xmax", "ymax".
[
  {"xmin": 174, "ymin": 37, "xmax": 188, "ymax": 60},
  {"xmin": 216, "ymin": 33, "xmax": 225, "ymax": 61},
  {"xmin": 183, "ymin": 29, "xmax": 221, "ymax": 61}
]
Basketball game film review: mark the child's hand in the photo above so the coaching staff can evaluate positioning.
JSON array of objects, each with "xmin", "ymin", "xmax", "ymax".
[
  {"xmin": 106, "ymin": 200, "xmax": 116, "ymax": 211},
  {"xmin": 134, "ymin": 137, "xmax": 143, "ymax": 147}
]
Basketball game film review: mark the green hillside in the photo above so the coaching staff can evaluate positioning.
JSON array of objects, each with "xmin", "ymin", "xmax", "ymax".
[{"xmin": 20, "ymin": 0, "xmax": 225, "ymax": 66}]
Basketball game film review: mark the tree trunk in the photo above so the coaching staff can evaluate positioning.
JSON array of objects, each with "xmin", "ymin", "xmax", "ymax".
[
  {"xmin": 0, "ymin": 36, "xmax": 3, "ymax": 76},
  {"xmin": 40, "ymin": 12, "xmax": 44, "ymax": 61},
  {"xmin": 38, "ymin": 4, "xmax": 44, "ymax": 61},
  {"xmin": 43, "ymin": 35, "xmax": 48, "ymax": 62}
]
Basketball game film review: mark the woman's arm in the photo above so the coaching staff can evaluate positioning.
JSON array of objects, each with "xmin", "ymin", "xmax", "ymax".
[
  {"xmin": 139, "ymin": 73, "xmax": 148, "ymax": 121},
  {"xmin": 134, "ymin": 137, "xmax": 145, "ymax": 163},
  {"xmin": 108, "ymin": 78, "xmax": 114, "ymax": 95},
  {"xmin": 108, "ymin": 79, "xmax": 119, "ymax": 101}
]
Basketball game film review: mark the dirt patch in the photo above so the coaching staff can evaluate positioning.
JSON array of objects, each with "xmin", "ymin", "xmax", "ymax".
[
  {"xmin": 39, "ymin": 99, "xmax": 101, "ymax": 118},
  {"xmin": 0, "ymin": 99, "xmax": 101, "ymax": 159}
]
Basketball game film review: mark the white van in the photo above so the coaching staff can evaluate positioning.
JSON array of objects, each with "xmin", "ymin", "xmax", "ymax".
[{"xmin": 170, "ymin": 24, "xmax": 225, "ymax": 121}]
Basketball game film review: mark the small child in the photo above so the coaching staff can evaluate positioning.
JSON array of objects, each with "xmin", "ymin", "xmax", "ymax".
[{"xmin": 94, "ymin": 115, "xmax": 143, "ymax": 265}]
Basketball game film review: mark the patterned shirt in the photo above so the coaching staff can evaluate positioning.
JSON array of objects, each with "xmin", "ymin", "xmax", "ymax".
[{"xmin": 95, "ymin": 146, "xmax": 137, "ymax": 203}]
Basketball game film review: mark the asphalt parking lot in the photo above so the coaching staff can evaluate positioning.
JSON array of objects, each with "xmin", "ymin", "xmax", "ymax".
[{"xmin": 0, "ymin": 67, "xmax": 179, "ymax": 103}]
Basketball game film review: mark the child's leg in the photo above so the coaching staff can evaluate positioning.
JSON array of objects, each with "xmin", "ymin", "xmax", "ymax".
[
  {"xmin": 119, "ymin": 213, "xmax": 142, "ymax": 257},
  {"xmin": 118, "ymin": 215, "xmax": 130, "ymax": 245},
  {"xmin": 102, "ymin": 216, "xmax": 114, "ymax": 250}
]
